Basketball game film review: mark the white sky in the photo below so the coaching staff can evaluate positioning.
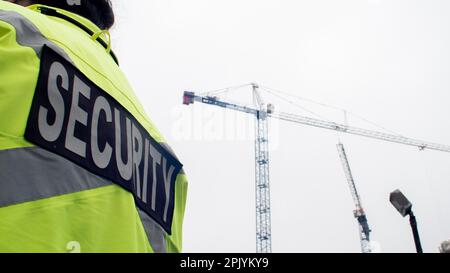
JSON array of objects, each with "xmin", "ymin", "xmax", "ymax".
[{"xmin": 111, "ymin": 0, "xmax": 450, "ymax": 253}]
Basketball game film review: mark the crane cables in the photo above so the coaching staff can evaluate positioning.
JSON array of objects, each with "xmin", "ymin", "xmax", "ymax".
[
  {"xmin": 198, "ymin": 83, "xmax": 407, "ymax": 139},
  {"xmin": 198, "ymin": 83, "xmax": 254, "ymax": 97},
  {"xmin": 258, "ymin": 85, "xmax": 405, "ymax": 137}
]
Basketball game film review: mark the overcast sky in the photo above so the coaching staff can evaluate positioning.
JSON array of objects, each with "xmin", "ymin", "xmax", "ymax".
[{"xmin": 110, "ymin": 0, "xmax": 450, "ymax": 253}]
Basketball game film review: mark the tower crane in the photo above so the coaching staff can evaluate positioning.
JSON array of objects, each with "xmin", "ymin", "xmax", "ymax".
[
  {"xmin": 184, "ymin": 83, "xmax": 272, "ymax": 253},
  {"xmin": 337, "ymin": 143, "xmax": 372, "ymax": 253},
  {"xmin": 182, "ymin": 84, "xmax": 450, "ymax": 253}
]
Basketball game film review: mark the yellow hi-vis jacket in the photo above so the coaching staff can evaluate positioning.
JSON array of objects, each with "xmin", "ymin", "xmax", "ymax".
[{"xmin": 0, "ymin": 1, "xmax": 188, "ymax": 253}]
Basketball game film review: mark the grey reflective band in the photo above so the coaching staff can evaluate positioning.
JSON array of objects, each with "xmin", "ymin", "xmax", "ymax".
[
  {"xmin": 0, "ymin": 9, "xmax": 72, "ymax": 62},
  {"xmin": 0, "ymin": 147, "xmax": 111, "ymax": 208},
  {"xmin": 137, "ymin": 207, "xmax": 167, "ymax": 253},
  {"xmin": 0, "ymin": 147, "xmax": 168, "ymax": 252}
]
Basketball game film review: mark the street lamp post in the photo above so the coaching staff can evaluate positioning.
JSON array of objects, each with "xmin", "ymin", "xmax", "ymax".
[{"xmin": 389, "ymin": 189, "xmax": 423, "ymax": 253}]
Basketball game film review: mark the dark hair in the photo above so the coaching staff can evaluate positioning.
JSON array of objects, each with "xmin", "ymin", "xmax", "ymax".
[{"xmin": 32, "ymin": 0, "xmax": 114, "ymax": 29}]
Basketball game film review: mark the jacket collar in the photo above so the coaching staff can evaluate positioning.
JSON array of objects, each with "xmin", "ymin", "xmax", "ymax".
[
  {"xmin": 28, "ymin": 4, "xmax": 102, "ymax": 33},
  {"xmin": 28, "ymin": 4, "xmax": 119, "ymax": 65}
]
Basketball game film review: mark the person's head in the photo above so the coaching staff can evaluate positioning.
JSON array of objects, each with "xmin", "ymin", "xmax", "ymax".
[{"xmin": 7, "ymin": 0, "xmax": 115, "ymax": 29}]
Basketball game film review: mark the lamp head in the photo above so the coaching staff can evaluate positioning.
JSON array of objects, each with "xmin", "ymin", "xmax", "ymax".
[{"xmin": 389, "ymin": 189, "xmax": 412, "ymax": 217}]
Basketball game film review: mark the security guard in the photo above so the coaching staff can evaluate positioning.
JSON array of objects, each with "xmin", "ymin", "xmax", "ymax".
[{"xmin": 0, "ymin": 0, "xmax": 188, "ymax": 253}]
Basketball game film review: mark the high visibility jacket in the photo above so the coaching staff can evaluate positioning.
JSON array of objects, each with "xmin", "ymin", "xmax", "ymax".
[{"xmin": 0, "ymin": 1, "xmax": 188, "ymax": 253}]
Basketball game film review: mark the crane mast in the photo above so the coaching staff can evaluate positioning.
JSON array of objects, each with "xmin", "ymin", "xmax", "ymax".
[
  {"xmin": 337, "ymin": 143, "xmax": 372, "ymax": 253},
  {"xmin": 183, "ymin": 84, "xmax": 272, "ymax": 253},
  {"xmin": 252, "ymin": 84, "xmax": 272, "ymax": 253},
  {"xmin": 183, "ymin": 84, "xmax": 450, "ymax": 253}
]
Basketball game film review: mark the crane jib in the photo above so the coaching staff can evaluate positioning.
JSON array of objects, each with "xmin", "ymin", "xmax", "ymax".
[{"xmin": 25, "ymin": 45, "xmax": 183, "ymax": 234}]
